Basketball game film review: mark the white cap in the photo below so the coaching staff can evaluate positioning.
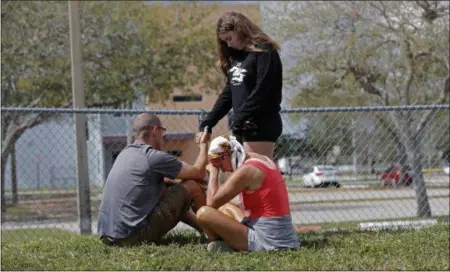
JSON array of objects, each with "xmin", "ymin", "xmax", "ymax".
[{"xmin": 208, "ymin": 135, "xmax": 245, "ymax": 170}]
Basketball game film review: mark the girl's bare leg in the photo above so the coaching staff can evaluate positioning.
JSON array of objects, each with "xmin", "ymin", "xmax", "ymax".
[{"xmin": 196, "ymin": 206, "xmax": 248, "ymax": 251}]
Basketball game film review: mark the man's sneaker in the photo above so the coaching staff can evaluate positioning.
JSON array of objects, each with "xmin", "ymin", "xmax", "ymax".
[{"xmin": 207, "ymin": 240, "xmax": 235, "ymax": 253}]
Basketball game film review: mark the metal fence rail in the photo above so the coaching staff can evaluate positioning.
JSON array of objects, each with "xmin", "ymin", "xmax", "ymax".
[{"xmin": 1, "ymin": 105, "xmax": 449, "ymax": 236}]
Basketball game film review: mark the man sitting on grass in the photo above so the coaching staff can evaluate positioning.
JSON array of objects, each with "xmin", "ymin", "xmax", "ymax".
[{"xmin": 97, "ymin": 113, "xmax": 209, "ymax": 247}]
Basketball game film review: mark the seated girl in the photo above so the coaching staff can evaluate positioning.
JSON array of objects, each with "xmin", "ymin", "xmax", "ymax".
[{"xmin": 196, "ymin": 135, "xmax": 300, "ymax": 252}]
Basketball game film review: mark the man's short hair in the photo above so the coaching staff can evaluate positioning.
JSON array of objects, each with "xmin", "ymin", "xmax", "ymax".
[{"xmin": 133, "ymin": 113, "xmax": 161, "ymax": 138}]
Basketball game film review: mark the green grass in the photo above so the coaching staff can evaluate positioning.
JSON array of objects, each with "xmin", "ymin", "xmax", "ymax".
[
  {"xmin": 2, "ymin": 206, "xmax": 41, "ymax": 217},
  {"xmin": 3, "ymin": 200, "xmax": 101, "ymax": 219},
  {"xmin": 2, "ymin": 224, "xmax": 449, "ymax": 270},
  {"xmin": 4, "ymin": 186, "xmax": 104, "ymax": 194},
  {"xmin": 310, "ymin": 215, "xmax": 450, "ymax": 231}
]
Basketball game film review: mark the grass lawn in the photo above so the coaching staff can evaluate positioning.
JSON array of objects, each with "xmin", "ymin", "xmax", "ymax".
[{"xmin": 2, "ymin": 223, "xmax": 449, "ymax": 270}]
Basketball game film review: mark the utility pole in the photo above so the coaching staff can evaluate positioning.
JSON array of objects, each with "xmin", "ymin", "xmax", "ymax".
[{"xmin": 68, "ymin": 0, "xmax": 92, "ymax": 235}]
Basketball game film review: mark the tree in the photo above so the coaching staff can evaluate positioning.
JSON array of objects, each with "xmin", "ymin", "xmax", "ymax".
[
  {"xmin": 1, "ymin": 1, "xmax": 221, "ymax": 211},
  {"xmin": 274, "ymin": 136, "xmax": 310, "ymax": 161},
  {"xmin": 262, "ymin": 1, "xmax": 449, "ymax": 217},
  {"xmin": 287, "ymin": 113, "xmax": 354, "ymax": 164}
]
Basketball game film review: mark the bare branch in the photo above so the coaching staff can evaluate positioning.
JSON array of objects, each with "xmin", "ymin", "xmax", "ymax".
[
  {"xmin": 359, "ymin": 80, "xmax": 383, "ymax": 96},
  {"xmin": 414, "ymin": 51, "xmax": 431, "ymax": 60},
  {"xmin": 415, "ymin": 0, "xmax": 448, "ymax": 22},
  {"xmin": 374, "ymin": 111, "xmax": 402, "ymax": 147},
  {"xmin": 360, "ymin": 39, "xmax": 398, "ymax": 60},
  {"xmin": 416, "ymin": 73, "xmax": 450, "ymax": 137},
  {"xmin": 1, "ymin": 85, "xmax": 10, "ymax": 107},
  {"xmin": 1, "ymin": 97, "xmax": 75, "ymax": 160},
  {"xmin": 368, "ymin": 1, "xmax": 399, "ymax": 33},
  {"xmin": 402, "ymin": 39, "xmax": 415, "ymax": 105},
  {"xmin": 348, "ymin": 65, "xmax": 385, "ymax": 99},
  {"xmin": 1, "ymin": 119, "xmax": 36, "ymax": 161},
  {"xmin": 19, "ymin": 94, "xmax": 44, "ymax": 108},
  {"xmin": 447, "ymin": 55, "xmax": 450, "ymax": 71},
  {"xmin": 415, "ymin": 1, "xmax": 431, "ymax": 10},
  {"xmin": 1, "ymin": 75, "xmax": 16, "ymax": 106},
  {"xmin": 381, "ymin": 72, "xmax": 390, "ymax": 106}
]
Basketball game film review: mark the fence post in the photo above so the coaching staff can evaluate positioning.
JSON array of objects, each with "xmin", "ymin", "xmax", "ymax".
[{"xmin": 69, "ymin": 0, "xmax": 92, "ymax": 235}]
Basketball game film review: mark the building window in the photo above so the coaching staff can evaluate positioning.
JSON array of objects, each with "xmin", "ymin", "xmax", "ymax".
[
  {"xmin": 172, "ymin": 95, "xmax": 202, "ymax": 102},
  {"xmin": 168, "ymin": 150, "xmax": 182, "ymax": 157}
]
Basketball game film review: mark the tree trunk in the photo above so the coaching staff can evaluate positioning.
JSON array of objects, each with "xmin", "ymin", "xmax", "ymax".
[
  {"xmin": 378, "ymin": 112, "xmax": 408, "ymax": 185},
  {"xmin": 406, "ymin": 134, "xmax": 432, "ymax": 217},
  {"xmin": 1, "ymin": 155, "xmax": 7, "ymax": 217},
  {"xmin": 11, "ymin": 144, "xmax": 18, "ymax": 205},
  {"xmin": 1, "ymin": 132, "xmax": 17, "ymax": 215},
  {"xmin": 1, "ymin": 117, "xmax": 8, "ymax": 215},
  {"xmin": 351, "ymin": 117, "xmax": 358, "ymax": 174},
  {"xmin": 398, "ymin": 113, "xmax": 432, "ymax": 217},
  {"xmin": 397, "ymin": 141, "xmax": 409, "ymax": 186}
]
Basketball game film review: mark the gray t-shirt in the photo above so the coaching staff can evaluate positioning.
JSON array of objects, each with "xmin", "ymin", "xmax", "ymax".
[{"xmin": 97, "ymin": 142, "xmax": 182, "ymax": 238}]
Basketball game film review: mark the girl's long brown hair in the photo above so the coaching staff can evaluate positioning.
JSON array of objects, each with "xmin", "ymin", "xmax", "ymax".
[{"xmin": 216, "ymin": 12, "xmax": 280, "ymax": 79}]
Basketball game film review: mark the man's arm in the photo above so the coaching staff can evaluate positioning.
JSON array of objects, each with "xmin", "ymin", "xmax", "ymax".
[
  {"xmin": 206, "ymin": 164, "xmax": 264, "ymax": 209},
  {"xmin": 176, "ymin": 142, "xmax": 209, "ymax": 181}
]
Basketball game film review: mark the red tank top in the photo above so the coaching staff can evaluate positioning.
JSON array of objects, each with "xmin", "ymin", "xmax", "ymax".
[{"xmin": 239, "ymin": 158, "xmax": 291, "ymax": 220}]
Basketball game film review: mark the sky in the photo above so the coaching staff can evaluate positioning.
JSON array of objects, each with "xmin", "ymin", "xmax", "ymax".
[{"xmin": 146, "ymin": 1, "xmax": 261, "ymax": 6}]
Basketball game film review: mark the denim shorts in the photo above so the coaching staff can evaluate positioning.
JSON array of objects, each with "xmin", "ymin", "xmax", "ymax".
[{"xmin": 241, "ymin": 215, "xmax": 300, "ymax": 252}]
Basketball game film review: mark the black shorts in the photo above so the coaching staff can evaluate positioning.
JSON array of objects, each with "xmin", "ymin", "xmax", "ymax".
[{"xmin": 233, "ymin": 113, "xmax": 282, "ymax": 143}]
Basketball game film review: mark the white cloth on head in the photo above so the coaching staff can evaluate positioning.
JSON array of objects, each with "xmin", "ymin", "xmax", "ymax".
[{"xmin": 208, "ymin": 135, "xmax": 246, "ymax": 170}]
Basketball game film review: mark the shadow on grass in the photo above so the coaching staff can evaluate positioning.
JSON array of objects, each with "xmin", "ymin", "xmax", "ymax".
[
  {"xmin": 299, "ymin": 236, "xmax": 330, "ymax": 249},
  {"xmin": 136, "ymin": 226, "xmax": 433, "ymax": 249},
  {"xmin": 158, "ymin": 231, "xmax": 334, "ymax": 249},
  {"xmin": 157, "ymin": 231, "xmax": 209, "ymax": 246}
]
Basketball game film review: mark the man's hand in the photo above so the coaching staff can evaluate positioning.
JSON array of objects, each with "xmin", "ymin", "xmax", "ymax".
[
  {"xmin": 196, "ymin": 131, "xmax": 211, "ymax": 144},
  {"xmin": 164, "ymin": 177, "xmax": 181, "ymax": 185}
]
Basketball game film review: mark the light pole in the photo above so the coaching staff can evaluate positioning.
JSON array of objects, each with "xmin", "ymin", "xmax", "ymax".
[{"xmin": 68, "ymin": 0, "xmax": 92, "ymax": 235}]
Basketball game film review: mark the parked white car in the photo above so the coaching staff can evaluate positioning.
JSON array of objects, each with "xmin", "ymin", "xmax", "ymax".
[
  {"xmin": 277, "ymin": 156, "xmax": 302, "ymax": 176},
  {"xmin": 302, "ymin": 165, "xmax": 341, "ymax": 188},
  {"xmin": 444, "ymin": 166, "xmax": 449, "ymax": 175}
]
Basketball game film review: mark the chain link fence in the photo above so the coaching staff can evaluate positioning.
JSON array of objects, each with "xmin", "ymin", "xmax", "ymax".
[{"xmin": 1, "ymin": 105, "xmax": 449, "ymax": 236}]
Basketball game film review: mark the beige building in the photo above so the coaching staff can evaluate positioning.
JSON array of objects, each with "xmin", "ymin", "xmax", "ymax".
[{"xmin": 151, "ymin": 89, "xmax": 231, "ymax": 165}]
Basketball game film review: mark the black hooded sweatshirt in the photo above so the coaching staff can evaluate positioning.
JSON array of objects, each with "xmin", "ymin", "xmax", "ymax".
[{"xmin": 199, "ymin": 43, "xmax": 282, "ymax": 133}]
